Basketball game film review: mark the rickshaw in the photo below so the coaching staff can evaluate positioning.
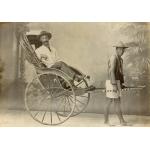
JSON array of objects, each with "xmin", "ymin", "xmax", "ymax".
[
  {"xmin": 20, "ymin": 33, "xmax": 145, "ymax": 126},
  {"xmin": 20, "ymin": 33, "xmax": 93, "ymax": 125}
]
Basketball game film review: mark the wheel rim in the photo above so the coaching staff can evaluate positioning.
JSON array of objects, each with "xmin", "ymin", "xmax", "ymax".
[{"xmin": 25, "ymin": 72, "xmax": 76, "ymax": 125}]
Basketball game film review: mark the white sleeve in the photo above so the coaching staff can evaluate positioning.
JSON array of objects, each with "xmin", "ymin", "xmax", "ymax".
[{"xmin": 52, "ymin": 47, "xmax": 61, "ymax": 62}]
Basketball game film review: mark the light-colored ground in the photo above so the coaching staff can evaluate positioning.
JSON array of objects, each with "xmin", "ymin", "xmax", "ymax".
[{"xmin": 0, "ymin": 109, "xmax": 150, "ymax": 127}]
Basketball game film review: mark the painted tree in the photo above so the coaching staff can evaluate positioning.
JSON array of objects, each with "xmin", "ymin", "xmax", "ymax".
[
  {"xmin": 120, "ymin": 23, "xmax": 150, "ymax": 114},
  {"xmin": 120, "ymin": 23, "xmax": 150, "ymax": 80}
]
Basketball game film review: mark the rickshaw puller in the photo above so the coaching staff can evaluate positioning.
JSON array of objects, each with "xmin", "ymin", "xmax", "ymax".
[{"xmin": 104, "ymin": 41, "xmax": 129, "ymax": 126}]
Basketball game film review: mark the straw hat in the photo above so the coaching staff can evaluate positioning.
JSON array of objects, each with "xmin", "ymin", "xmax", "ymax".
[
  {"xmin": 113, "ymin": 41, "xmax": 128, "ymax": 48},
  {"xmin": 38, "ymin": 31, "xmax": 52, "ymax": 40}
]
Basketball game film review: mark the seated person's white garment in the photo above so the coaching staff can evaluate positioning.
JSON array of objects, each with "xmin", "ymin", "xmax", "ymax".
[
  {"xmin": 35, "ymin": 45, "xmax": 85, "ymax": 83},
  {"xmin": 35, "ymin": 45, "xmax": 60, "ymax": 68}
]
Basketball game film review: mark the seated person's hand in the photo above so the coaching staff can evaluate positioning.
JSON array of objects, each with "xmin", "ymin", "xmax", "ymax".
[{"xmin": 40, "ymin": 54, "xmax": 48, "ymax": 61}]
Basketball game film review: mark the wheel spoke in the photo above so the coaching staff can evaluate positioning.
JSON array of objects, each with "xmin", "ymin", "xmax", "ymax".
[
  {"xmin": 49, "ymin": 89, "xmax": 53, "ymax": 98},
  {"xmin": 50, "ymin": 111, "xmax": 52, "ymax": 124},
  {"xmin": 40, "ymin": 88, "xmax": 49, "ymax": 94},
  {"xmin": 68, "ymin": 96, "xmax": 80, "ymax": 112},
  {"xmin": 27, "ymin": 89, "xmax": 49, "ymax": 104},
  {"xmin": 56, "ymin": 97, "xmax": 66, "ymax": 111},
  {"xmin": 68, "ymin": 96, "xmax": 76, "ymax": 106},
  {"xmin": 33, "ymin": 111, "xmax": 39, "ymax": 118},
  {"xmin": 66, "ymin": 97, "xmax": 72, "ymax": 111},
  {"xmin": 74, "ymin": 104, "xmax": 80, "ymax": 112},
  {"xmin": 48, "ymin": 87, "xmax": 66, "ymax": 96},
  {"xmin": 46, "ymin": 75, "xmax": 54, "ymax": 97},
  {"xmin": 52, "ymin": 87, "xmax": 61, "ymax": 95},
  {"xmin": 68, "ymin": 95, "xmax": 75, "ymax": 103},
  {"xmin": 54, "ymin": 94, "xmax": 66, "ymax": 102},
  {"xmin": 38, "ymin": 94, "xmax": 50, "ymax": 105},
  {"xmin": 70, "ymin": 95, "xmax": 88, "ymax": 104},
  {"xmin": 75, "ymin": 98, "xmax": 86, "ymax": 105},
  {"xmin": 78, "ymin": 95, "xmax": 88, "ymax": 98},
  {"xmin": 58, "ymin": 97, "xmax": 67, "ymax": 115},
  {"xmin": 53, "ymin": 90, "xmax": 71, "ymax": 99},
  {"xmin": 47, "ymin": 75, "xmax": 51, "ymax": 89},
  {"xmin": 63, "ymin": 98, "xmax": 67, "ymax": 115},
  {"xmin": 60, "ymin": 79, "xmax": 66, "ymax": 87},
  {"xmin": 42, "ymin": 111, "xmax": 47, "ymax": 123},
  {"xmin": 55, "ymin": 112, "xmax": 61, "ymax": 121},
  {"xmin": 27, "ymin": 85, "xmax": 48, "ymax": 96}
]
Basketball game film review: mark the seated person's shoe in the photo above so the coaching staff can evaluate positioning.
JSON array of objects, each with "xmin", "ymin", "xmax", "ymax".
[
  {"xmin": 86, "ymin": 75, "xmax": 90, "ymax": 79},
  {"xmin": 65, "ymin": 80, "xmax": 78, "ymax": 90},
  {"xmin": 74, "ymin": 74, "xmax": 90, "ymax": 82},
  {"xmin": 74, "ymin": 74, "xmax": 84, "ymax": 82}
]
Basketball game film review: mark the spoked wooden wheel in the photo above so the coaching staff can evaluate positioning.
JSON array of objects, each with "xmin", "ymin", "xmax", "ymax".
[{"xmin": 25, "ymin": 70, "xmax": 76, "ymax": 125}]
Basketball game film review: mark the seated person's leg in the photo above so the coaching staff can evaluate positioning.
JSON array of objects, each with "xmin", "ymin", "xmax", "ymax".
[
  {"xmin": 51, "ymin": 61, "xmax": 95, "ymax": 91},
  {"xmin": 51, "ymin": 61, "xmax": 63, "ymax": 69},
  {"xmin": 51, "ymin": 61, "xmax": 83, "ymax": 82}
]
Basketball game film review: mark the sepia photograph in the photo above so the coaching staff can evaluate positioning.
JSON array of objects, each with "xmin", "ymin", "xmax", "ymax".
[{"xmin": 0, "ymin": 22, "xmax": 149, "ymax": 126}]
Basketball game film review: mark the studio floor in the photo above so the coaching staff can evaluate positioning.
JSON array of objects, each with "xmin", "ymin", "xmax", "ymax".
[{"xmin": 0, "ymin": 109, "xmax": 150, "ymax": 127}]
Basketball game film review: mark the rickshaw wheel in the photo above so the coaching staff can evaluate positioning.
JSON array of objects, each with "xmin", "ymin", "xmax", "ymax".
[{"xmin": 24, "ymin": 69, "xmax": 76, "ymax": 126}]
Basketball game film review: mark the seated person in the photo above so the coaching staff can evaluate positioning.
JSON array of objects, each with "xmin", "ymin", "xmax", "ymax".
[{"xmin": 35, "ymin": 31, "xmax": 86, "ymax": 86}]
